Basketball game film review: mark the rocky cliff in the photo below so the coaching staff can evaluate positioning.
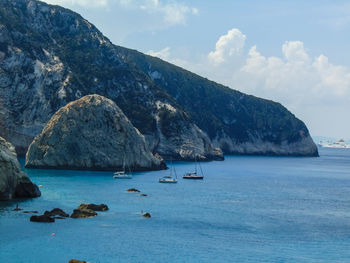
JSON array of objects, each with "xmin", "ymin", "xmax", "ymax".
[
  {"xmin": 116, "ymin": 48, "xmax": 319, "ymax": 156},
  {"xmin": 0, "ymin": 136, "xmax": 40, "ymax": 200},
  {"xmin": 0, "ymin": 0, "xmax": 318, "ymax": 159},
  {"xmin": 0, "ymin": 0, "xmax": 223, "ymax": 161},
  {"xmin": 25, "ymin": 95, "xmax": 166, "ymax": 171}
]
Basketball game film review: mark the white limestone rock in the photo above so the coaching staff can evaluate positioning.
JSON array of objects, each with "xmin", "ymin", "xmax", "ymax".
[{"xmin": 25, "ymin": 95, "xmax": 166, "ymax": 171}]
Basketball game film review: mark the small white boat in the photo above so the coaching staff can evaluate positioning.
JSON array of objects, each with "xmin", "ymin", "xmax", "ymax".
[
  {"xmin": 159, "ymin": 175, "xmax": 177, "ymax": 183},
  {"xmin": 113, "ymin": 153, "xmax": 132, "ymax": 179},
  {"xmin": 113, "ymin": 171, "xmax": 132, "ymax": 179},
  {"xmin": 159, "ymin": 162, "xmax": 177, "ymax": 183}
]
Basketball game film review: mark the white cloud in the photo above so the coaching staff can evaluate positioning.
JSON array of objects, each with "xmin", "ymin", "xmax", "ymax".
[
  {"xmin": 147, "ymin": 28, "xmax": 350, "ymax": 137},
  {"xmin": 42, "ymin": 0, "xmax": 198, "ymax": 26},
  {"xmin": 208, "ymin": 29, "xmax": 246, "ymax": 65},
  {"xmin": 119, "ymin": 0, "xmax": 198, "ymax": 26},
  {"xmin": 147, "ymin": 47, "xmax": 171, "ymax": 60},
  {"xmin": 42, "ymin": 0, "xmax": 109, "ymax": 8}
]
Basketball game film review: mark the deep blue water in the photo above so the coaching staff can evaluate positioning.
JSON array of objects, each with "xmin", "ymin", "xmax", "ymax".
[{"xmin": 1, "ymin": 148, "xmax": 350, "ymax": 263}]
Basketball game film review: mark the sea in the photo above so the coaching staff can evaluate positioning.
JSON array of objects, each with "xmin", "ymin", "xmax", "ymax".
[{"xmin": 1, "ymin": 148, "xmax": 350, "ymax": 263}]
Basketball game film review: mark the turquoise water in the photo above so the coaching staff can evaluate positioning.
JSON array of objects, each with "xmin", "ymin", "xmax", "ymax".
[{"xmin": 1, "ymin": 148, "xmax": 350, "ymax": 262}]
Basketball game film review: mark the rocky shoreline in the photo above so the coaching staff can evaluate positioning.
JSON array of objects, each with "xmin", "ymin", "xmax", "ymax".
[{"xmin": 0, "ymin": 136, "xmax": 40, "ymax": 200}]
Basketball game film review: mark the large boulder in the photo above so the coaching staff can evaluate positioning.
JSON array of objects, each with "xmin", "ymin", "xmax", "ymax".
[
  {"xmin": 71, "ymin": 209, "xmax": 97, "ymax": 219},
  {"xmin": 44, "ymin": 208, "xmax": 69, "ymax": 218},
  {"xmin": 0, "ymin": 137, "xmax": 41, "ymax": 200},
  {"xmin": 77, "ymin": 203, "xmax": 108, "ymax": 211},
  {"xmin": 25, "ymin": 95, "xmax": 166, "ymax": 171},
  {"xmin": 30, "ymin": 214, "xmax": 55, "ymax": 223}
]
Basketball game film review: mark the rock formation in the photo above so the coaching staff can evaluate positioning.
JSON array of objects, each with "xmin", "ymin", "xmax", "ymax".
[
  {"xmin": 25, "ymin": 95, "xmax": 165, "ymax": 171},
  {"xmin": 44, "ymin": 208, "xmax": 69, "ymax": 218},
  {"xmin": 0, "ymin": 136, "xmax": 40, "ymax": 200},
  {"xmin": 0, "ymin": 0, "xmax": 317, "ymax": 159},
  {"xmin": 77, "ymin": 203, "xmax": 108, "ymax": 211},
  {"xmin": 30, "ymin": 214, "xmax": 55, "ymax": 223},
  {"xmin": 71, "ymin": 209, "xmax": 97, "ymax": 218},
  {"xmin": 126, "ymin": 188, "xmax": 140, "ymax": 193}
]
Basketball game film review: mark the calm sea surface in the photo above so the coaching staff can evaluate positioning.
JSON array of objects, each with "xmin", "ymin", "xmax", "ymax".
[{"xmin": 1, "ymin": 148, "xmax": 350, "ymax": 263}]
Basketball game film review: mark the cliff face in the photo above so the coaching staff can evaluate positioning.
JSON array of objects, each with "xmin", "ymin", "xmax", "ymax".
[
  {"xmin": 0, "ymin": 0, "xmax": 222, "ymax": 161},
  {"xmin": 0, "ymin": 136, "xmax": 40, "ymax": 200},
  {"xmin": 26, "ymin": 95, "xmax": 166, "ymax": 171},
  {"xmin": 0, "ymin": 0, "xmax": 318, "ymax": 159},
  {"xmin": 116, "ymin": 48, "xmax": 319, "ymax": 157}
]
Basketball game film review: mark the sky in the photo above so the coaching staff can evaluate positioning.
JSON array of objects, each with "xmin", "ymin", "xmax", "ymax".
[{"xmin": 42, "ymin": 0, "xmax": 350, "ymax": 139}]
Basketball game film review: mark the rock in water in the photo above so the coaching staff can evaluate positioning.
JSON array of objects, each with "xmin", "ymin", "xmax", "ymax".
[
  {"xmin": 30, "ymin": 215, "xmax": 55, "ymax": 223},
  {"xmin": 0, "ymin": 137, "xmax": 41, "ymax": 200},
  {"xmin": 71, "ymin": 209, "xmax": 97, "ymax": 218},
  {"xmin": 126, "ymin": 188, "xmax": 140, "ymax": 193},
  {"xmin": 77, "ymin": 203, "xmax": 108, "ymax": 211},
  {"xmin": 143, "ymin": 212, "xmax": 151, "ymax": 218},
  {"xmin": 44, "ymin": 208, "xmax": 69, "ymax": 218},
  {"xmin": 69, "ymin": 260, "xmax": 87, "ymax": 263},
  {"xmin": 25, "ymin": 95, "xmax": 166, "ymax": 171}
]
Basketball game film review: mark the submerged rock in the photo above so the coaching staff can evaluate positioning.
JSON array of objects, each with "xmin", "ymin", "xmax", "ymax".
[
  {"xmin": 70, "ymin": 209, "xmax": 97, "ymax": 218},
  {"xmin": 69, "ymin": 260, "xmax": 87, "ymax": 263},
  {"xmin": 77, "ymin": 203, "xmax": 108, "ymax": 211},
  {"xmin": 126, "ymin": 188, "xmax": 140, "ymax": 193},
  {"xmin": 0, "ymin": 137, "xmax": 41, "ymax": 200},
  {"xmin": 30, "ymin": 215, "xmax": 55, "ymax": 223},
  {"xmin": 25, "ymin": 95, "xmax": 166, "ymax": 171},
  {"xmin": 44, "ymin": 208, "xmax": 69, "ymax": 218},
  {"xmin": 143, "ymin": 212, "xmax": 151, "ymax": 218}
]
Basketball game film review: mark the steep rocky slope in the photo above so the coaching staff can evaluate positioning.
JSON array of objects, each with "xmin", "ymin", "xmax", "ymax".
[
  {"xmin": 0, "ymin": 136, "xmax": 40, "ymax": 200},
  {"xmin": 26, "ymin": 95, "xmax": 166, "ymax": 171},
  {"xmin": 0, "ymin": 0, "xmax": 318, "ymax": 158},
  {"xmin": 0, "ymin": 0, "xmax": 222, "ymax": 161},
  {"xmin": 117, "ymin": 48, "xmax": 318, "ymax": 156}
]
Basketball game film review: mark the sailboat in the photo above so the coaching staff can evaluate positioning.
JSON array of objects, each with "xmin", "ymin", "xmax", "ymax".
[
  {"xmin": 113, "ymin": 152, "xmax": 132, "ymax": 179},
  {"xmin": 159, "ymin": 161, "xmax": 178, "ymax": 183},
  {"xmin": 183, "ymin": 157, "xmax": 204, "ymax": 180}
]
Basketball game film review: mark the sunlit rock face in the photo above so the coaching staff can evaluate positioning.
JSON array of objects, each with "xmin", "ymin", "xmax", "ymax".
[
  {"xmin": 0, "ymin": 0, "xmax": 318, "ymax": 159},
  {"xmin": 25, "ymin": 95, "xmax": 166, "ymax": 171}
]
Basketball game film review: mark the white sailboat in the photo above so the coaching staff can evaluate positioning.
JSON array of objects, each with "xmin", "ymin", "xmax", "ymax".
[
  {"xmin": 159, "ymin": 162, "xmax": 177, "ymax": 183},
  {"xmin": 113, "ymin": 153, "xmax": 132, "ymax": 179}
]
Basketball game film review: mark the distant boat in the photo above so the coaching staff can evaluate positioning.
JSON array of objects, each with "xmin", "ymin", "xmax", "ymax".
[
  {"xmin": 319, "ymin": 139, "xmax": 350, "ymax": 149},
  {"xmin": 159, "ymin": 162, "xmax": 177, "ymax": 183},
  {"xmin": 183, "ymin": 157, "xmax": 204, "ymax": 180},
  {"xmin": 159, "ymin": 175, "xmax": 178, "ymax": 183},
  {"xmin": 113, "ymin": 171, "xmax": 132, "ymax": 179},
  {"xmin": 113, "ymin": 152, "xmax": 132, "ymax": 179}
]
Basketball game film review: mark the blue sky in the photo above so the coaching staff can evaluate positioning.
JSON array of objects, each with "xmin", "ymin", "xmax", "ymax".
[{"xmin": 43, "ymin": 0, "xmax": 350, "ymax": 139}]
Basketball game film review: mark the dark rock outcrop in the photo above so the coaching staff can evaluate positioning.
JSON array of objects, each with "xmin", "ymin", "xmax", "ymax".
[
  {"xmin": 126, "ymin": 188, "xmax": 140, "ymax": 193},
  {"xmin": 25, "ymin": 95, "xmax": 166, "ymax": 171},
  {"xmin": 143, "ymin": 212, "xmax": 151, "ymax": 218},
  {"xmin": 30, "ymin": 214, "xmax": 55, "ymax": 223},
  {"xmin": 44, "ymin": 208, "xmax": 69, "ymax": 218},
  {"xmin": 77, "ymin": 203, "xmax": 108, "ymax": 211},
  {"xmin": 70, "ymin": 209, "xmax": 97, "ymax": 218},
  {"xmin": 0, "ymin": 136, "xmax": 41, "ymax": 200},
  {"xmin": 69, "ymin": 260, "xmax": 86, "ymax": 263}
]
